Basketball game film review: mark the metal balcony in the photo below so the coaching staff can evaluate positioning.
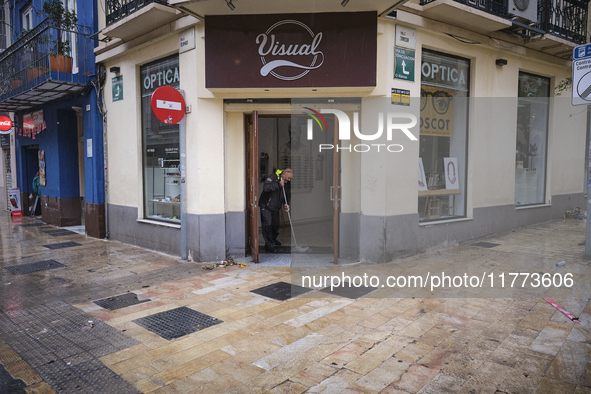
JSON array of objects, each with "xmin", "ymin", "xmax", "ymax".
[
  {"xmin": 0, "ymin": 18, "xmax": 93, "ymax": 112},
  {"xmin": 106, "ymin": 0, "xmax": 168, "ymax": 26},
  {"xmin": 420, "ymin": 0, "xmax": 588, "ymax": 45},
  {"xmin": 538, "ymin": 0, "xmax": 589, "ymax": 45},
  {"xmin": 420, "ymin": 0, "xmax": 509, "ymax": 18}
]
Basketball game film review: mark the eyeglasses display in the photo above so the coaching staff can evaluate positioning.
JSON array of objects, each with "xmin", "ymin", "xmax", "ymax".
[{"xmin": 419, "ymin": 49, "xmax": 469, "ymax": 221}]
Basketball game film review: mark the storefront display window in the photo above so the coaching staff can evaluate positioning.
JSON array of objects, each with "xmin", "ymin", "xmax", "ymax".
[
  {"xmin": 515, "ymin": 72, "xmax": 549, "ymax": 205},
  {"xmin": 419, "ymin": 49, "xmax": 469, "ymax": 221},
  {"xmin": 141, "ymin": 55, "xmax": 180, "ymax": 223}
]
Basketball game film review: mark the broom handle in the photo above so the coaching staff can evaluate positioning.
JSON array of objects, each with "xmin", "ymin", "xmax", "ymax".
[{"xmin": 282, "ymin": 185, "xmax": 298, "ymax": 248}]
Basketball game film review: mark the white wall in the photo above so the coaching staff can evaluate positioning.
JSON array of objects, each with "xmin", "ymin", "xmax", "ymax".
[{"xmin": 99, "ymin": 12, "xmax": 586, "ymax": 225}]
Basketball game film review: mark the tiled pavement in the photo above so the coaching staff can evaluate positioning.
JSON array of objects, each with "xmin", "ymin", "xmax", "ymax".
[{"xmin": 1, "ymin": 212, "xmax": 591, "ymax": 393}]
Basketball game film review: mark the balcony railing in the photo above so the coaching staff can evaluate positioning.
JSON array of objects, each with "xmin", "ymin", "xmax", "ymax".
[
  {"xmin": 420, "ymin": 0, "xmax": 589, "ymax": 44},
  {"xmin": 420, "ymin": 0, "xmax": 509, "ymax": 17},
  {"xmin": 106, "ymin": 0, "xmax": 168, "ymax": 26},
  {"xmin": 0, "ymin": 18, "xmax": 92, "ymax": 108},
  {"xmin": 538, "ymin": 0, "xmax": 589, "ymax": 44}
]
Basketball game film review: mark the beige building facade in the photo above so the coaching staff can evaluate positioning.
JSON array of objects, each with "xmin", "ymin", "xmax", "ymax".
[{"xmin": 96, "ymin": 0, "xmax": 589, "ymax": 262}]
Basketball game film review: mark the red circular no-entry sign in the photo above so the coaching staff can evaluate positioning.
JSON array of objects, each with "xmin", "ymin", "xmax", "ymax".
[
  {"xmin": 150, "ymin": 86, "xmax": 185, "ymax": 125},
  {"xmin": 0, "ymin": 115, "xmax": 12, "ymax": 133}
]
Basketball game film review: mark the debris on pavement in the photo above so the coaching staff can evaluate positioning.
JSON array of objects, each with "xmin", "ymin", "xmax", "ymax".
[
  {"xmin": 202, "ymin": 257, "xmax": 243, "ymax": 270},
  {"xmin": 543, "ymin": 298, "xmax": 579, "ymax": 322},
  {"xmin": 81, "ymin": 321, "xmax": 95, "ymax": 331},
  {"xmin": 564, "ymin": 207, "xmax": 586, "ymax": 220},
  {"xmin": 556, "ymin": 260, "xmax": 566, "ymax": 267}
]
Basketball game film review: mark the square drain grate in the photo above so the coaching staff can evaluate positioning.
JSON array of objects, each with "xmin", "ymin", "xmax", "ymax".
[
  {"xmin": 94, "ymin": 293, "xmax": 150, "ymax": 311},
  {"xmin": 42, "ymin": 229, "xmax": 76, "ymax": 237},
  {"xmin": 250, "ymin": 281, "xmax": 313, "ymax": 301},
  {"xmin": 4, "ymin": 260, "xmax": 66, "ymax": 275},
  {"xmin": 43, "ymin": 242, "xmax": 81, "ymax": 250},
  {"xmin": 319, "ymin": 284, "xmax": 377, "ymax": 299},
  {"xmin": 471, "ymin": 241, "xmax": 501, "ymax": 248},
  {"xmin": 132, "ymin": 307, "xmax": 222, "ymax": 340}
]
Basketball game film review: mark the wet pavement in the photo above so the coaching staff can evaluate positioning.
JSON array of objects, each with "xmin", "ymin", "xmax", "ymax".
[{"xmin": 1, "ymin": 211, "xmax": 591, "ymax": 393}]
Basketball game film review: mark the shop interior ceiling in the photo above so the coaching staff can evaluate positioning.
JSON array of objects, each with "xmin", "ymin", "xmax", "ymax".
[{"xmin": 170, "ymin": 0, "xmax": 407, "ymax": 18}]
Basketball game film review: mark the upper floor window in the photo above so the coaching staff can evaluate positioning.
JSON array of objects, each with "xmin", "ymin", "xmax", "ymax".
[
  {"xmin": 0, "ymin": 1, "xmax": 7, "ymax": 50},
  {"xmin": 22, "ymin": 5, "xmax": 33, "ymax": 32}
]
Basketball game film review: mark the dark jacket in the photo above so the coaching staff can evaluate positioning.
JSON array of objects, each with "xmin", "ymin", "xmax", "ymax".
[{"xmin": 260, "ymin": 171, "xmax": 290, "ymax": 212}]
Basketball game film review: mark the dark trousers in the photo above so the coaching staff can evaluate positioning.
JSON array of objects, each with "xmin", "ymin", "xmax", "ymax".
[{"xmin": 260, "ymin": 207, "xmax": 280, "ymax": 247}]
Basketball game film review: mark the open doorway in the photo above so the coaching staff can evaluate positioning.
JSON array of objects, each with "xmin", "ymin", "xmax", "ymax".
[
  {"xmin": 23, "ymin": 145, "xmax": 40, "ymax": 216},
  {"xmin": 245, "ymin": 113, "xmax": 338, "ymax": 264}
]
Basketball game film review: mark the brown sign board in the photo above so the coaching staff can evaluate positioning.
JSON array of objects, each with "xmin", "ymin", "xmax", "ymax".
[{"xmin": 205, "ymin": 12, "xmax": 377, "ymax": 89}]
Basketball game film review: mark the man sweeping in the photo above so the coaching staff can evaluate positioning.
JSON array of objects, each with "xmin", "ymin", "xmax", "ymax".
[{"xmin": 259, "ymin": 168, "xmax": 292, "ymax": 252}]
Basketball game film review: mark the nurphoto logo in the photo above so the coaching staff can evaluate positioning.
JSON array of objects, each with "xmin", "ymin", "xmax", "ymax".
[{"xmin": 303, "ymin": 108, "xmax": 418, "ymax": 153}]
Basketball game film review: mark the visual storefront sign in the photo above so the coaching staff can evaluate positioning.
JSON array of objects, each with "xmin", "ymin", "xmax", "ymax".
[
  {"xmin": 420, "ymin": 85, "xmax": 455, "ymax": 137},
  {"xmin": 205, "ymin": 12, "xmax": 377, "ymax": 88}
]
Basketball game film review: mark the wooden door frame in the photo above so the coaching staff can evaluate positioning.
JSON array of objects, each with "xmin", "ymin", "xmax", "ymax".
[{"xmin": 244, "ymin": 112, "xmax": 340, "ymax": 261}]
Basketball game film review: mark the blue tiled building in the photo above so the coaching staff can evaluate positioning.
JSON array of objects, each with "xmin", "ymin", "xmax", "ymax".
[{"xmin": 0, "ymin": 0, "xmax": 105, "ymax": 237}]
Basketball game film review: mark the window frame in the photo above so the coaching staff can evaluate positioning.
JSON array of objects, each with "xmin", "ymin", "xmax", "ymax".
[
  {"xmin": 140, "ymin": 54, "xmax": 181, "ymax": 224},
  {"xmin": 418, "ymin": 48, "xmax": 471, "ymax": 223},
  {"xmin": 21, "ymin": 4, "xmax": 33, "ymax": 32},
  {"xmin": 515, "ymin": 71, "xmax": 551, "ymax": 206}
]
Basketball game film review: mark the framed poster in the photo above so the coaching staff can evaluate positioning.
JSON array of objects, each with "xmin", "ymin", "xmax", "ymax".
[
  {"xmin": 444, "ymin": 157, "xmax": 459, "ymax": 189},
  {"xmin": 38, "ymin": 150, "xmax": 46, "ymax": 186},
  {"xmin": 9, "ymin": 188, "xmax": 22, "ymax": 217},
  {"xmin": 418, "ymin": 158, "xmax": 428, "ymax": 191}
]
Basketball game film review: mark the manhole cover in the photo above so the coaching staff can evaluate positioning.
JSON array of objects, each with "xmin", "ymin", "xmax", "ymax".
[
  {"xmin": 4, "ymin": 260, "xmax": 66, "ymax": 275},
  {"xmin": 42, "ymin": 229, "xmax": 76, "ymax": 237},
  {"xmin": 94, "ymin": 293, "xmax": 150, "ymax": 311},
  {"xmin": 471, "ymin": 242, "xmax": 501, "ymax": 248},
  {"xmin": 132, "ymin": 307, "xmax": 222, "ymax": 340},
  {"xmin": 43, "ymin": 242, "xmax": 81, "ymax": 249},
  {"xmin": 319, "ymin": 284, "xmax": 377, "ymax": 299},
  {"xmin": 250, "ymin": 281, "xmax": 313, "ymax": 301}
]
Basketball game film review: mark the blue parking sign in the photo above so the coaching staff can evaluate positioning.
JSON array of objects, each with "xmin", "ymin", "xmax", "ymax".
[{"xmin": 574, "ymin": 43, "xmax": 591, "ymax": 61}]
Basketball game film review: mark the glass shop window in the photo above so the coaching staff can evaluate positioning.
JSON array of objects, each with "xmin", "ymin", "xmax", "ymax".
[
  {"xmin": 515, "ymin": 72, "xmax": 549, "ymax": 205},
  {"xmin": 419, "ymin": 49, "xmax": 469, "ymax": 222},
  {"xmin": 141, "ymin": 55, "xmax": 181, "ymax": 223}
]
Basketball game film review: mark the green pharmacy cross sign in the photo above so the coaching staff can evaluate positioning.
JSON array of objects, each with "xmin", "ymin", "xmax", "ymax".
[{"xmin": 394, "ymin": 47, "xmax": 415, "ymax": 82}]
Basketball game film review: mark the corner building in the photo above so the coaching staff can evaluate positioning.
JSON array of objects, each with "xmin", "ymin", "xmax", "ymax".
[{"xmin": 96, "ymin": 0, "xmax": 589, "ymax": 263}]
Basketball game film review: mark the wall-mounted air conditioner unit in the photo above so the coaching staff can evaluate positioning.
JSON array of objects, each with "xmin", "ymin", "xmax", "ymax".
[{"xmin": 509, "ymin": 0, "xmax": 538, "ymax": 24}]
